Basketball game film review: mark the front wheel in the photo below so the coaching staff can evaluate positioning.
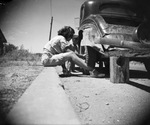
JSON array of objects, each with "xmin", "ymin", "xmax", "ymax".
[
  {"xmin": 79, "ymin": 46, "xmax": 90, "ymax": 75},
  {"xmin": 83, "ymin": 46, "xmax": 103, "ymax": 75}
]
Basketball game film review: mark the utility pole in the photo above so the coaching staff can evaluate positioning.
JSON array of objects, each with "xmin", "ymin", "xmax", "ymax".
[
  {"xmin": 49, "ymin": 16, "xmax": 53, "ymax": 41},
  {"xmin": 49, "ymin": 0, "xmax": 53, "ymax": 41}
]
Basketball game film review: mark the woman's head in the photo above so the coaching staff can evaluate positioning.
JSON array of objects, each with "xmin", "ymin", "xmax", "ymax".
[
  {"xmin": 58, "ymin": 26, "xmax": 75, "ymax": 41},
  {"xmin": 72, "ymin": 35, "xmax": 79, "ymax": 45}
]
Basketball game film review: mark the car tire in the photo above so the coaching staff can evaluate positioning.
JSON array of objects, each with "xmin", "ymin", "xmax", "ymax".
[{"xmin": 85, "ymin": 46, "xmax": 103, "ymax": 74}]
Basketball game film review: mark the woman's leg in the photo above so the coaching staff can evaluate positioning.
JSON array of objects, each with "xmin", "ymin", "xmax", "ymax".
[
  {"xmin": 41, "ymin": 53, "xmax": 66, "ymax": 67},
  {"xmin": 62, "ymin": 51, "xmax": 94, "ymax": 71},
  {"xmin": 41, "ymin": 52, "xmax": 91, "ymax": 71},
  {"xmin": 42, "ymin": 52, "xmax": 105, "ymax": 78},
  {"xmin": 62, "ymin": 51, "xmax": 105, "ymax": 78}
]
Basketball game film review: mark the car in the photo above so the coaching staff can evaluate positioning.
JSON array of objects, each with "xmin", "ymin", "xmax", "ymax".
[{"xmin": 78, "ymin": 0, "xmax": 150, "ymax": 76}]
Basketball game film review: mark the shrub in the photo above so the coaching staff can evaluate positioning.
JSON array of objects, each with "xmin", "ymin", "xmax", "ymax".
[
  {"xmin": 4, "ymin": 43, "xmax": 18, "ymax": 53},
  {"xmin": 0, "ymin": 44, "xmax": 42, "ymax": 66}
]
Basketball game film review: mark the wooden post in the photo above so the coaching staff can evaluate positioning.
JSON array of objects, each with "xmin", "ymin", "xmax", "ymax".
[
  {"xmin": 110, "ymin": 56, "xmax": 129, "ymax": 83},
  {"xmin": 49, "ymin": 16, "xmax": 53, "ymax": 41}
]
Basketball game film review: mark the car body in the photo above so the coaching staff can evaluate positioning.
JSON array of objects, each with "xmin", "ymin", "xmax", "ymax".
[{"xmin": 78, "ymin": 0, "xmax": 150, "ymax": 74}]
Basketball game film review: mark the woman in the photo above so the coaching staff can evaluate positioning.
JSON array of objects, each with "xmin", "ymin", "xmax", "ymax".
[{"xmin": 41, "ymin": 26, "xmax": 105, "ymax": 78}]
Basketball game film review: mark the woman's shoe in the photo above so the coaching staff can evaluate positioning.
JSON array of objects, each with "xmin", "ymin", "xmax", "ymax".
[{"xmin": 62, "ymin": 68, "xmax": 71, "ymax": 77}]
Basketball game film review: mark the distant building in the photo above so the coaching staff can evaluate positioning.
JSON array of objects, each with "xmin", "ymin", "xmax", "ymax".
[
  {"xmin": 0, "ymin": 29, "xmax": 7, "ymax": 55},
  {"xmin": 0, "ymin": 0, "xmax": 12, "ymax": 55}
]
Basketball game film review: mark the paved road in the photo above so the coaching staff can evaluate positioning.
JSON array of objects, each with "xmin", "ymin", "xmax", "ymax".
[{"xmin": 55, "ymin": 62, "xmax": 150, "ymax": 125}]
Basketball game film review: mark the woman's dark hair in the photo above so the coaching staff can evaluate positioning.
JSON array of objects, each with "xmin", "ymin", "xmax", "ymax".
[{"xmin": 58, "ymin": 26, "xmax": 75, "ymax": 40}]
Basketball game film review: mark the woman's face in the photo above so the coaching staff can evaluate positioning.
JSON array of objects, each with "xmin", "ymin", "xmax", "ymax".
[
  {"xmin": 66, "ymin": 37, "xmax": 71, "ymax": 41},
  {"xmin": 67, "ymin": 37, "xmax": 72, "ymax": 41},
  {"xmin": 72, "ymin": 37, "xmax": 78, "ymax": 44}
]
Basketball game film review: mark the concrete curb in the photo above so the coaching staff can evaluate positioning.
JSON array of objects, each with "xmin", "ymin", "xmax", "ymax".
[{"xmin": 6, "ymin": 67, "xmax": 81, "ymax": 125}]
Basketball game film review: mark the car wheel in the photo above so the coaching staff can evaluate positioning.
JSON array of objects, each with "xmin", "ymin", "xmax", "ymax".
[
  {"xmin": 85, "ymin": 46, "xmax": 102, "ymax": 74},
  {"xmin": 104, "ymin": 59, "xmax": 110, "ymax": 75}
]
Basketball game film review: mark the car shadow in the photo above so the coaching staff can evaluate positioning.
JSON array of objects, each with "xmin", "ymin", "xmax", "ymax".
[
  {"xmin": 127, "ymin": 69, "xmax": 150, "ymax": 93},
  {"xmin": 127, "ymin": 80, "xmax": 150, "ymax": 93},
  {"xmin": 130, "ymin": 69, "xmax": 150, "ymax": 79},
  {"xmin": 59, "ymin": 67, "xmax": 150, "ymax": 79}
]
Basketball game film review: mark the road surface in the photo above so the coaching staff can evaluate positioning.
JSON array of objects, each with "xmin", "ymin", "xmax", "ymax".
[{"xmin": 55, "ymin": 61, "xmax": 150, "ymax": 125}]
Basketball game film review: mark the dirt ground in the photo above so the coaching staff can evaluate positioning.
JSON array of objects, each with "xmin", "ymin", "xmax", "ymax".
[
  {"xmin": 0, "ymin": 59, "xmax": 150, "ymax": 125},
  {"xmin": 0, "ymin": 61, "xmax": 44, "ymax": 120},
  {"xmin": 56, "ymin": 62, "xmax": 150, "ymax": 125}
]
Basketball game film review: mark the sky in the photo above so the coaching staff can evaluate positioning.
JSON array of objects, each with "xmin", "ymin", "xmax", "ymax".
[{"xmin": 0, "ymin": 0, "xmax": 86, "ymax": 53}]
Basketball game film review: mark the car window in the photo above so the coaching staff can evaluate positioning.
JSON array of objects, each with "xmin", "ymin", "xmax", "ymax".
[{"xmin": 99, "ymin": 5, "xmax": 136, "ymax": 18}]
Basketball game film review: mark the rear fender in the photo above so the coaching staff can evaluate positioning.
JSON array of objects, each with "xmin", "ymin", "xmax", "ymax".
[
  {"xmin": 79, "ymin": 14, "xmax": 150, "ymax": 51},
  {"xmin": 79, "ymin": 14, "xmax": 108, "ymax": 36},
  {"xmin": 79, "ymin": 14, "xmax": 110, "ymax": 51}
]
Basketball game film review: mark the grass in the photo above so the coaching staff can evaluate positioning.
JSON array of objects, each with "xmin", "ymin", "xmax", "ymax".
[
  {"xmin": 0, "ymin": 46, "xmax": 44, "ymax": 119},
  {"xmin": 0, "ymin": 48, "xmax": 42, "ymax": 66}
]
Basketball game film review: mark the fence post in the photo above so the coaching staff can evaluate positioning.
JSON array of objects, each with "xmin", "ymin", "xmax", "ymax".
[{"xmin": 110, "ymin": 56, "xmax": 129, "ymax": 83}]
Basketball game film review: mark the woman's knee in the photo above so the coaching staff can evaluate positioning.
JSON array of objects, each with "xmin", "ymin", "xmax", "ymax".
[
  {"xmin": 41, "ymin": 54, "xmax": 50, "ymax": 67},
  {"xmin": 69, "ymin": 51, "xmax": 79, "ymax": 61},
  {"xmin": 68, "ymin": 51, "xmax": 75, "ymax": 56},
  {"xmin": 63, "ymin": 51, "xmax": 76, "ymax": 60}
]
